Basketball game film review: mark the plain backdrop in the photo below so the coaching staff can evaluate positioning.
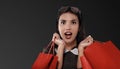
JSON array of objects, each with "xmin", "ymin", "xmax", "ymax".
[{"xmin": 0, "ymin": 0, "xmax": 120, "ymax": 69}]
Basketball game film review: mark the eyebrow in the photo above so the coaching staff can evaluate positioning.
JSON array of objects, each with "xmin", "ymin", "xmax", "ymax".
[
  {"xmin": 71, "ymin": 19, "xmax": 78, "ymax": 21},
  {"xmin": 59, "ymin": 20, "xmax": 66, "ymax": 22},
  {"xmin": 59, "ymin": 19, "xmax": 78, "ymax": 21}
]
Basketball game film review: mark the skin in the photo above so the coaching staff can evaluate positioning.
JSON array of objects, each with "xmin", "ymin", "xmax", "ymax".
[{"xmin": 52, "ymin": 12, "xmax": 93, "ymax": 69}]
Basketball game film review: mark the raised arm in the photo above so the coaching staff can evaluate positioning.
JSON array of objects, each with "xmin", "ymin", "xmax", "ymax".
[
  {"xmin": 77, "ymin": 35, "xmax": 93, "ymax": 69},
  {"xmin": 52, "ymin": 33, "xmax": 65, "ymax": 69}
]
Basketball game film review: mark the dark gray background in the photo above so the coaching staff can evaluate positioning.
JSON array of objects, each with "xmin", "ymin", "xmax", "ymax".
[{"xmin": 0, "ymin": 0, "xmax": 120, "ymax": 69}]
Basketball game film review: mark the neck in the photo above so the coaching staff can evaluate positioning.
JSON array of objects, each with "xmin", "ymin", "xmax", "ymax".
[{"xmin": 65, "ymin": 40, "xmax": 77, "ymax": 50}]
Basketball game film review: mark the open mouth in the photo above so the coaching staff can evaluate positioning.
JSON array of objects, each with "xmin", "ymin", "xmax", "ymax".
[{"xmin": 64, "ymin": 32, "xmax": 72, "ymax": 39}]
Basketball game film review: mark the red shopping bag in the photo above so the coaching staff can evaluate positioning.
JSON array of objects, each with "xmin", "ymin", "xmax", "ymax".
[
  {"xmin": 80, "ymin": 56, "xmax": 92, "ymax": 69},
  {"xmin": 49, "ymin": 55, "xmax": 58, "ymax": 69},
  {"xmin": 32, "ymin": 41, "xmax": 58, "ymax": 69},
  {"xmin": 84, "ymin": 40, "xmax": 120, "ymax": 69}
]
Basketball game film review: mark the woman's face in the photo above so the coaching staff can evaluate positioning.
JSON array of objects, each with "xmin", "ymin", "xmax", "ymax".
[{"xmin": 58, "ymin": 12, "xmax": 79, "ymax": 44}]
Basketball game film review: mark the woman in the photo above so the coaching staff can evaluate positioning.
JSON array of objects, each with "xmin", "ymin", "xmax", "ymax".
[{"xmin": 51, "ymin": 6, "xmax": 93, "ymax": 69}]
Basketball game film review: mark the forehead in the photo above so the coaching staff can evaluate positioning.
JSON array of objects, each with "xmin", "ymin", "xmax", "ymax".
[{"xmin": 59, "ymin": 12, "xmax": 78, "ymax": 21}]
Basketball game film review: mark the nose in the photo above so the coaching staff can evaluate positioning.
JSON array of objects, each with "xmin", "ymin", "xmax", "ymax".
[{"xmin": 65, "ymin": 23, "xmax": 71, "ymax": 30}]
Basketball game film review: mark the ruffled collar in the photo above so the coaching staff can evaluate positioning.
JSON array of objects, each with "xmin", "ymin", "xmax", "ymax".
[
  {"xmin": 55, "ymin": 47, "xmax": 78, "ymax": 55},
  {"xmin": 64, "ymin": 47, "xmax": 78, "ymax": 55}
]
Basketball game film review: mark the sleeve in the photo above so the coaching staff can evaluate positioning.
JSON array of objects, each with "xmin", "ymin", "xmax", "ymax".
[{"xmin": 80, "ymin": 56, "xmax": 92, "ymax": 69}]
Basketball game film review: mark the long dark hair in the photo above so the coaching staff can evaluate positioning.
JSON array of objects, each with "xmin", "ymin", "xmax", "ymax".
[{"xmin": 56, "ymin": 6, "xmax": 86, "ymax": 45}]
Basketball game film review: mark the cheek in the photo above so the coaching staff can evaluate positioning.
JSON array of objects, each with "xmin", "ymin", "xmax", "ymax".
[
  {"xmin": 58, "ymin": 25, "xmax": 64, "ymax": 35},
  {"xmin": 73, "ymin": 26, "xmax": 79, "ymax": 35}
]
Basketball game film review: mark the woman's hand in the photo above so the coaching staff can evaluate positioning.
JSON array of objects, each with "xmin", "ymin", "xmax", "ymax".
[
  {"xmin": 52, "ymin": 33, "xmax": 65, "ymax": 46},
  {"xmin": 52, "ymin": 32, "xmax": 65, "ymax": 53},
  {"xmin": 78, "ymin": 35, "xmax": 93, "ymax": 56},
  {"xmin": 78, "ymin": 35, "xmax": 93, "ymax": 49},
  {"xmin": 52, "ymin": 33, "xmax": 65, "ymax": 69},
  {"xmin": 77, "ymin": 35, "xmax": 93, "ymax": 68}
]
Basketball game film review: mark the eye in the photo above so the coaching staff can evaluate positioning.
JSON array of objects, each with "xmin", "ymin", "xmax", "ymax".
[
  {"xmin": 60, "ymin": 21, "xmax": 66, "ymax": 25},
  {"xmin": 72, "ymin": 21, "xmax": 77, "ymax": 24}
]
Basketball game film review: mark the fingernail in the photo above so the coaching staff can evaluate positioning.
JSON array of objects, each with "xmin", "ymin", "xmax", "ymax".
[{"xmin": 88, "ymin": 35, "xmax": 91, "ymax": 37}]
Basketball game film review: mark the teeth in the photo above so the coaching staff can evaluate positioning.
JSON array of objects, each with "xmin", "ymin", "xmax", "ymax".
[
  {"xmin": 65, "ymin": 32, "xmax": 72, "ymax": 35},
  {"xmin": 66, "ymin": 32, "xmax": 71, "ymax": 34}
]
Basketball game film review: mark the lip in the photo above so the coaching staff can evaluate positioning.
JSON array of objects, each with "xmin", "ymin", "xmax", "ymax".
[
  {"xmin": 64, "ymin": 31, "xmax": 72, "ymax": 39},
  {"xmin": 64, "ymin": 31, "xmax": 72, "ymax": 35}
]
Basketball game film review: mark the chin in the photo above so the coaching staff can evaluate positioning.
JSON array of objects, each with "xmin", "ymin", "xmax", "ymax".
[{"xmin": 64, "ymin": 39, "xmax": 74, "ymax": 44}]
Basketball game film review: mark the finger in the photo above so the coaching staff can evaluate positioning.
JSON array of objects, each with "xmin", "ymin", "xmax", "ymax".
[
  {"xmin": 53, "ymin": 33, "xmax": 60, "ymax": 39},
  {"xmin": 80, "ymin": 35, "xmax": 93, "ymax": 46},
  {"xmin": 87, "ymin": 37, "xmax": 93, "ymax": 43},
  {"xmin": 52, "ymin": 35, "xmax": 55, "ymax": 41},
  {"xmin": 82, "ymin": 35, "xmax": 91, "ymax": 42},
  {"xmin": 52, "ymin": 33, "xmax": 60, "ymax": 42},
  {"xmin": 88, "ymin": 35, "xmax": 93, "ymax": 42},
  {"xmin": 54, "ymin": 39, "xmax": 60, "ymax": 45},
  {"xmin": 86, "ymin": 35, "xmax": 93, "ymax": 41}
]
